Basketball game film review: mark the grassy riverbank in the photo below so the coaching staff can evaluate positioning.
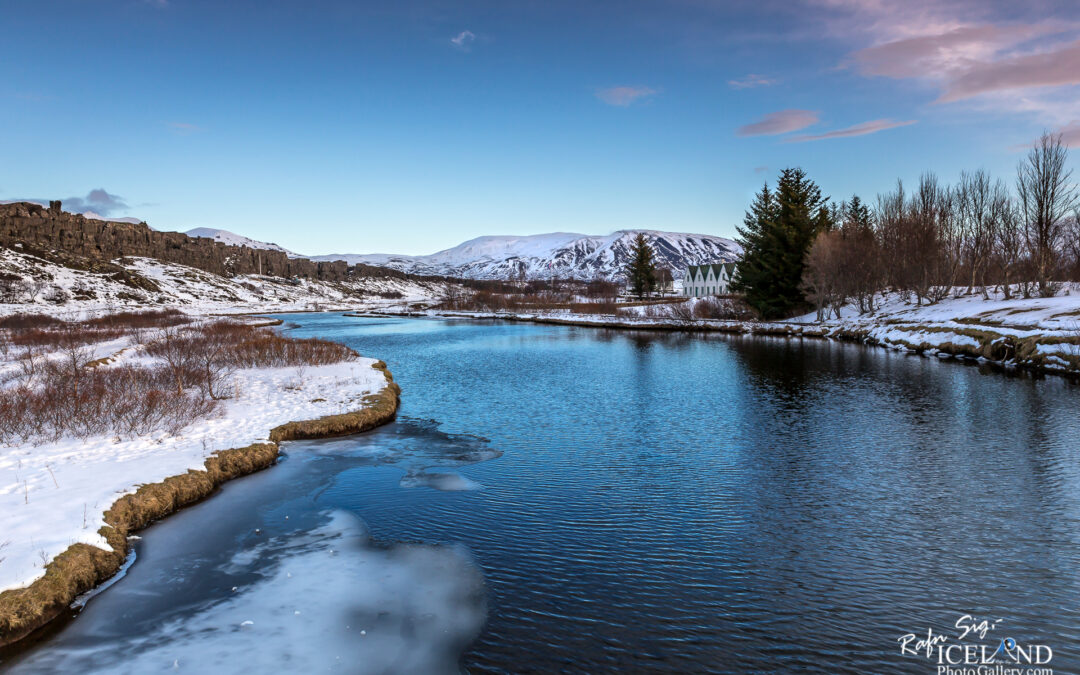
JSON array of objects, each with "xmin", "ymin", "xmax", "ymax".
[{"xmin": 0, "ymin": 313, "xmax": 400, "ymax": 647}]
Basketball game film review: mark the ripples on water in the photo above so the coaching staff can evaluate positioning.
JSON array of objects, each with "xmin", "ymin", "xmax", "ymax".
[{"xmin": 7, "ymin": 315, "xmax": 1080, "ymax": 674}]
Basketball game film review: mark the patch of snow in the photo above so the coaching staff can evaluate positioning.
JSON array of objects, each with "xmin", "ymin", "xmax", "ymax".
[
  {"xmin": 0, "ymin": 355, "xmax": 391, "ymax": 592},
  {"xmin": 184, "ymin": 228, "xmax": 300, "ymax": 257}
]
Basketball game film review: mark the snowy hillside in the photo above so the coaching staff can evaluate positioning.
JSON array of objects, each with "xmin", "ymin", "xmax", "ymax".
[
  {"xmin": 0, "ymin": 247, "xmax": 449, "ymax": 316},
  {"xmin": 313, "ymin": 230, "xmax": 741, "ymax": 280},
  {"xmin": 185, "ymin": 227, "xmax": 299, "ymax": 257}
]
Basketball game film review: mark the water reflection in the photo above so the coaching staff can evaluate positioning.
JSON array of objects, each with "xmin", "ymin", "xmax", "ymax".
[{"xmin": 9, "ymin": 315, "xmax": 1080, "ymax": 674}]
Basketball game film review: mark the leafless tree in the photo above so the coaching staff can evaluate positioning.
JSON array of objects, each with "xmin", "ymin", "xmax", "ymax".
[
  {"xmin": 1016, "ymin": 132, "xmax": 1078, "ymax": 297},
  {"xmin": 992, "ymin": 188, "xmax": 1026, "ymax": 299},
  {"xmin": 655, "ymin": 267, "xmax": 674, "ymax": 296},
  {"xmin": 149, "ymin": 327, "xmax": 198, "ymax": 395},
  {"xmin": 802, "ymin": 230, "xmax": 846, "ymax": 320},
  {"xmin": 25, "ymin": 279, "xmax": 47, "ymax": 303},
  {"xmin": 195, "ymin": 341, "xmax": 236, "ymax": 400},
  {"xmin": 956, "ymin": 170, "xmax": 997, "ymax": 298},
  {"xmin": 0, "ymin": 277, "xmax": 19, "ymax": 303},
  {"xmin": 440, "ymin": 284, "xmax": 466, "ymax": 309}
]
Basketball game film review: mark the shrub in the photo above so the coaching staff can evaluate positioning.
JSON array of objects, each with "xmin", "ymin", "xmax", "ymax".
[{"xmin": 0, "ymin": 366, "xmax": 218, "ymax": 444}]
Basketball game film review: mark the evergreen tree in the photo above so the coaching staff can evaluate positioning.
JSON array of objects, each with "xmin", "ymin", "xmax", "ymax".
[
  {"xmin": 625, "ymin": 233, "xmax": 657, "ymax": 298},
  {"xmin": 843, "ymin": 194, "xmax": 873, "ymax": 234},
  {"xmin": 731, "ymin": 168, "xmax": 832, "ymax": 318}
]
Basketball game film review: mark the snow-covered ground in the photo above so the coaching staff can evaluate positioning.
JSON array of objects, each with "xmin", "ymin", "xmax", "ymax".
[
  {"xmin": 0, "ymin": 336, "xmax": 391, "ymax": 593},
  {"xmin": 0, "ymin": 248, "xmax": 447, "ymax": 318}
]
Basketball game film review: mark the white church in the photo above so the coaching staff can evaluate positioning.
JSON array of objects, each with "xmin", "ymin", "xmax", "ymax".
[{"xmin": 684, "ymin": 263, "xmax": 737, "ymax": 297}]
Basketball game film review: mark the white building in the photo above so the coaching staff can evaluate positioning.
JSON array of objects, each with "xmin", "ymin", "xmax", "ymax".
[{"xmin": 684, "ymin": 263, "xmax": 737, "ymax": 297}]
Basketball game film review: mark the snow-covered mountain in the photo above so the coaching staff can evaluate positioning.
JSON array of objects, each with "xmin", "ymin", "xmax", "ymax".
[
  {"xmin": 82, "ymin": 212, "xmax": 144, "ymax": 224},
  {"xmin": 184, "ymin": 228, "xmax": 299, "ymax": 257},
  {"xmin": 312, "ymin": 230, "xmax": 741, "ymax": 280}
]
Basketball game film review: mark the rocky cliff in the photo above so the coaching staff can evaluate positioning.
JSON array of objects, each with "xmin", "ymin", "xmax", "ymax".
[{"xmin": 0, "ymin": 201, "xmax": 394, "ymax": 281}]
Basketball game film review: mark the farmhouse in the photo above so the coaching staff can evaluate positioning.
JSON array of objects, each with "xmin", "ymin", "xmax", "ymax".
[{"xmin": 684, "ymin": 263, "xmax": 736, "ymax": 297}]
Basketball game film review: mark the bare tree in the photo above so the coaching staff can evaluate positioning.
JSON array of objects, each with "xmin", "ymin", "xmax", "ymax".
[
  {"xmin": 0, "ymin": 277, "xmax": 20, "ymax": 304},
  {"xmin": 992, "ymin": 187, "xmax": 1026, "ymax": 299},
  {"xmin": 956, "ymin": 170, "xmax": 997, "ymax": 298},
  {"xmin": 25, "ymin": 279, "xmax": 47, "ymax": 303},
  {"xmin": 1066, "ymin": 207, "xmax": 1080, "ymax": 282},
  {"xmin": 149, "ymin": 327, "xmax": 197, "ymax": 395},
  {"xmin": 802, "ymin": 230, "xmax": 846, "ymax": 320},
  {"xmin": 195, "ymin": 341, "xmax": 236, "ymax": 400},
  {"xmin": 1016, "ymin": 132, "xmax": 1078, "ymax": 297},
  {"xmin": 655, "ymin": 267, "xmax": 674, "ymax": 296}
]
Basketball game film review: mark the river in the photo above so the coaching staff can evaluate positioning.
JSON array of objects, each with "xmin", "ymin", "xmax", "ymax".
[{"xmin": 5, "ymin": 315, "xmax": 1080, "ymax": 673}]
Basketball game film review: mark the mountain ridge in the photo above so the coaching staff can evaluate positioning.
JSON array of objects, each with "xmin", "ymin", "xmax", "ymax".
[{"xmin": 310, "ymin": 229, "xmax": 741, "ymax": 280}]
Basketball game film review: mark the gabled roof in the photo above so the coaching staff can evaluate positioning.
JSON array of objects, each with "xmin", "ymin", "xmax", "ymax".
[{"xmin": 687, "ymin": 262, "xmax": 736, "ymax": 276}]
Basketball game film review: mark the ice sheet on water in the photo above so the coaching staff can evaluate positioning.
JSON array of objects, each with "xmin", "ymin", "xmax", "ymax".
[
  {"xmin": 400, "ymin": 469, "xmax": 482, "ymax": 491},
  {"xmin": 13, "ymin": 511, "xmax": 486, "ymax": 674},
  {"xmin": 301, "ymin": 417, "xmax": 503, "ymax": 467}
]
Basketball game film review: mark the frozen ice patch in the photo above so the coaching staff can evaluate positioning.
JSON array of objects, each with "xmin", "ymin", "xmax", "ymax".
[
  {"xmin": 10, "ymin": 511, "xmax": 487, "ymax": 674},
  {"xmin": 400, "ymin": 469, "xmax": 482, "ymax": 491}
]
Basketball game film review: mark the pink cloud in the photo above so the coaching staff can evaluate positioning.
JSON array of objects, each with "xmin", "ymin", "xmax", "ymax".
[
  {"xmin": 169, "ymin": 122, "xmax": 202, "ymax": 134},
  {"xmin": 1012, "ymin": 121, "xmax": 1080, "ymax": 151},
  {"xmin": 938, "ymin": 39, "xmax": 1080, "ymax": 102},
  {"xmin": 1061, "ymin": 121, "xmax": 1080, "ymax": 147},
  {"xmin": 815, "ymin": 0, "xmax": 1080, "ymax": 123},
  {"xmin": 786, "ymin": 118, "xmax": 916, "ymax": 142},
  {"xmin": 850, "ymin": 24, "xmax": 1044, "ymax": 79},
  {"xmin": 736, "ymin": 109, "xmax": 819, "ymax": 136},
  {"xmin": 595, "ymin": 86, "xmax": 657, "ymax": 106},
  {"xmin": 728, "ymin": 74, "xmax": 779, "ymax": 89}
]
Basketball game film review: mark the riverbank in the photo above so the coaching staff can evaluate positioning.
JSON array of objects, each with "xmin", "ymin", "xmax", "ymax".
[
  {"xmin": 0, "ymin": 325, "xmax": 400, "ymax": 647},
  {"xmin": 350, "ymin": 287, "xmax": 1080, "ymax": 377}
]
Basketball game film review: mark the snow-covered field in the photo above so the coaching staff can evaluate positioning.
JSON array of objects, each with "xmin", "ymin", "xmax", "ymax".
[
  {"xmin": 0, "ymin": 248, "xmax": 446, "ymax": 318},
  {"xmin": 0, "ymin": 329, "xmax": 392, "ymax": 593}
]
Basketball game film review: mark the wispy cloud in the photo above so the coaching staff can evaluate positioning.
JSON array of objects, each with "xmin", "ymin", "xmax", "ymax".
[
  {"xmin": 1011, "ymin": 121, "xmax": 1080, "ymax": 151},
  {"xmin": 168, "ymin": 122, "xmax": 202, "ymax": 134},
  {"xmin": 753, "ymin": 165, "xmax": 769, "ymax": 173},
  {"xmin": 1059, "ymin": 120, "xmax": 1080, "ymax": 147},
  {"xmin": 817, "ymin": 0, "xmax": 1080, "ymax": 125},
  {"xmin": 450, "ymin": 30, "xmax": 475, "ymax": 51},
  {"xmin": 728, "ymin": 74, "xmax": 779, "ymax": 89},
  {"xmin": 937, "ymin": 39, "xmax": 1080, "ymax": 103},
  {"xmin": 595, "ymin": 86, "xmax": 657, "ymax": 107},
  {"xmin": 786, "ymin": 118, "xmax": 916, "ymax": 142},
  {"xmin": 736, "ymin": 109, "xmax": 819, "ymax": 136}
]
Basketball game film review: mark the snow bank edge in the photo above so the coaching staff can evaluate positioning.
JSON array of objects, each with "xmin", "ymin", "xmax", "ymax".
[{"xmin": 0, "ymin": 361, "xmax": 401, "ymax": 649}]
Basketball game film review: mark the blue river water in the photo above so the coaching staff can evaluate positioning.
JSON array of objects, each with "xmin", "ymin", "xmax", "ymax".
[{"xmin": 5, "ymin": 315, "xmax": 1080, "ymax": 674}]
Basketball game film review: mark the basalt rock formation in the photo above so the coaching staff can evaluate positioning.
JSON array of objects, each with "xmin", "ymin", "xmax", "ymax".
[{"xmin": 0, "ymin": 201, "xmax": 401, "ymax": 282}]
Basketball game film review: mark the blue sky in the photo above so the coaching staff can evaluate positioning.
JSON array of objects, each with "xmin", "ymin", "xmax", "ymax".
[{"xmin": 2, "ymin": 0, "xmax": 1079, "ymax": 255}]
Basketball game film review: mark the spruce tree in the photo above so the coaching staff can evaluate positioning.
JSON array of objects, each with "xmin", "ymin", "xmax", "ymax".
[
  {"xmin": 625, "ymin": 233, "xmax": 657, "ymax": 298},
  {"xmin": 731, "ymin": 168, "xmax": 832, "ymax": 318}
]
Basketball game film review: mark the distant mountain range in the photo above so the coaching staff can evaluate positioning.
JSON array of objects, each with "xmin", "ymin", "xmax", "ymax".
[{"xmin": 183, "ymin": 228, "xmax": 741, "ymax": 280}]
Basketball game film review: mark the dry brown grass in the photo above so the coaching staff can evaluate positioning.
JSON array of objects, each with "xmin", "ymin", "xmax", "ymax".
[{"xmin": 0, "ymin": 361, "xmax": 401, "ymax": 648}]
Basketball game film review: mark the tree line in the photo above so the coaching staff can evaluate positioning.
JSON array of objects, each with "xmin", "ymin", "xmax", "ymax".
[{"xmin": 733, "ymin": 133, "xmax": 1080, "ymax": 320}]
